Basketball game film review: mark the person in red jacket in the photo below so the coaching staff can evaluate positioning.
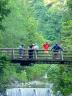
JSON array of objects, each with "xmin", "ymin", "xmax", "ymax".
[{"xmin": 43, "ymin": 42, "xmax": 49, "ymax": 53}]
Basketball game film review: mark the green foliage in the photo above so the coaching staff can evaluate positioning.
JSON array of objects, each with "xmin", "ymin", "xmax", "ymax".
[
  {"xmin": 0, "ymin": 0, "xmax": 72, "ymax": 95},
  {"xmin": 61, "ymin": 0, "xmax": 72, "ymax": 50},
  {"xmin": 67, "ymin": 0, "xmax": 72, "ymax": 10},
  {"xmin": 25, "ymin": 64, "xmax": 48, "ymax": 80},
  {"xmin": 31, "ymin": 0, "xmax": 63, "ymax": 44},
  {"xmin": 46, "ymin": 65, "xmax": 72, "ymax": 95},
  {"xmin": 0, "ymin": 0, "xmax": 10, "ymax": 30},
  {"xmin": 0, "ymin": 0, "xmax": 45, "ymax": 47},
  {"xmin": 0, "ymin": 56, "xmax": 28, "ymax": 91}
]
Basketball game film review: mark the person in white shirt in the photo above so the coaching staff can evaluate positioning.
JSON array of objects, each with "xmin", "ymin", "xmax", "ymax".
[
  {"xmin": 18, "ymin": 45, "xmax": 24, "ymax": 58},
  {"xmin": 33, "ymin": 43, "xmax": 39, "ymax": 59}
]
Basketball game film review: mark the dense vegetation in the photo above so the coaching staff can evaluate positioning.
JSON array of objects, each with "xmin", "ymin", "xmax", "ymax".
[{"xmin": 0, "ymin": 0, "xmax": 72, "ymax": 96}]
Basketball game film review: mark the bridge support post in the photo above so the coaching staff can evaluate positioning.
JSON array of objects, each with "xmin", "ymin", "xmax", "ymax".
[{"xmin": 12, "ymin": 49, "xmax": 14, "ymax": 59}]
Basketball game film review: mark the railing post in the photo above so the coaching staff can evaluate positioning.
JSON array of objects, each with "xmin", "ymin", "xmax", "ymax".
[
  {"xmin": 12, "ymin": 49, "xmax": 14, "ymax": 59},
  {"xmin": 61, "ymin": 51, "xmax": 63, "ymax": 60}
]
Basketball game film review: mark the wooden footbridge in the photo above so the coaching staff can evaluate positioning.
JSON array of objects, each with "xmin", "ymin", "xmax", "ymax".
[{"xmin": 0, "ymin": 48, "xmax": 72, "ymax": 65}]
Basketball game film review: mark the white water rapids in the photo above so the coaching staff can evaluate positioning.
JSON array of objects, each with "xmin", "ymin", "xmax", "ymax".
[{"xmin": 6, "ymin": 88, "xmax": 53, "ymax": 96}]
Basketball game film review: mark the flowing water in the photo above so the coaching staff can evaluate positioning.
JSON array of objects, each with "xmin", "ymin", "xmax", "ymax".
[
  {"xmin": 5, "ymin": 79, "xmax": 63, "ymax": 96},
  {"xmin": 6, "ymin": 88, "xmax": 53, "ymax": 96}
]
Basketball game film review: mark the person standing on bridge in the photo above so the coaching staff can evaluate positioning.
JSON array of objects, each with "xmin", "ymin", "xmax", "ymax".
[
  {"xmin": 28, "ymin": 44, "xmax": 34, "ymax": 59},
  {"xmin": 33, "ymin": 43, "xmax": 39, "ymax": 59},
  {"xmin": 51, "ymin": 43, "xmax": 63, "ymax": 60},
  {"xmin": 18, "ymin": 44, "xmax": 24, "ymax": 58},
  {"xmin": 43, "ymin": 42, "xmax": 49, "ymax": 53}
]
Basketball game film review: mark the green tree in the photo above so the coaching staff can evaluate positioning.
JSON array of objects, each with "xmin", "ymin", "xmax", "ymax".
[
  {"xmin": 1, "ymin": 0, "xmax": 45, "ymax": 47},
  {"xmin": 0, "ymin": 0, "xmax": 10, "ymax": 30}
]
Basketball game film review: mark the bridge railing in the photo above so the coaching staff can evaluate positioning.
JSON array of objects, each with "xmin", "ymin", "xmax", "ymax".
[{"xmin": 0, "ymin": 48, "xmax": 72, "ymax": 60}]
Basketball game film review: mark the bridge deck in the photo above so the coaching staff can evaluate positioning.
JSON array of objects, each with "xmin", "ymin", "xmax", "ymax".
[
  {"xmin": 12, "ymin": 59, "xmax": 72, "ymax": 65},
  {"xmin": 0, "ymin": 48, "xmax": 72, "ymax": 65}
]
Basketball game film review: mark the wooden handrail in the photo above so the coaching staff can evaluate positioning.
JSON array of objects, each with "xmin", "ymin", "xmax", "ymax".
[
  {"xmin": 0, "ymin": 48, "xmax": 72, "ymax": 60},
  {"xmin": 0, "ymin": 48, "xmax": 72, "ymax": 64}
]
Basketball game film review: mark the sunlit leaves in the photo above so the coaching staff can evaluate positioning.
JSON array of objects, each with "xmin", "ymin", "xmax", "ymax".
[{"xmin": 67, "ymin": 0, "xmax": 72, "ymax": 10}]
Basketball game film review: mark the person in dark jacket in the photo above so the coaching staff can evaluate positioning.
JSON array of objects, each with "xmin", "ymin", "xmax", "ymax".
[
  {"xmin": 51, "ymin": 43, "xmax": 63, "ymax": 59},
  {"xmin": 28, "ymin": 44, "xmax": 34, "ymax": 59}
]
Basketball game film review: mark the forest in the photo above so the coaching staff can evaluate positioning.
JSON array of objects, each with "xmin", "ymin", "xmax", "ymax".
[{"xmin": 0, "ymin": 0, "xmax": 72, "ymax": 96}]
